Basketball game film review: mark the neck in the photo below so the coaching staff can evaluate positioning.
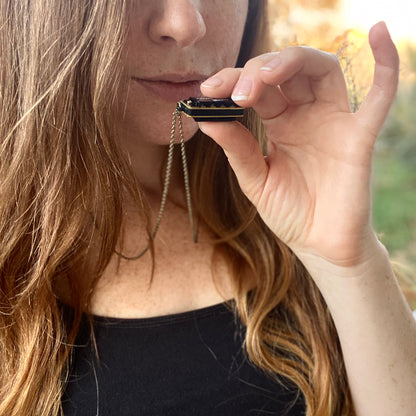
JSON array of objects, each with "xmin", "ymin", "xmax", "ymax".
[{"xmin": 118, "ymin": 134, "xmax": 193, "ymax": 198}]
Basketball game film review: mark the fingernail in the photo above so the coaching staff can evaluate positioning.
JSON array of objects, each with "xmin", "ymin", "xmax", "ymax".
[
  {"xmin": 231, "ymin": 77, "xmax": 252, "ymax": 102},
  {"xmin": 201, "ymin": 76, "xmax": 223, "ymax": 88},
  {"xmin": 261, "ymin": 55, "xmax": 282, "ymax": 71}
]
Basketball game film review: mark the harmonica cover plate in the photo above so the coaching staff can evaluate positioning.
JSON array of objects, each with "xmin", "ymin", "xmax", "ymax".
[{"xmin": 176, "ymin": 97, "xmax": 244, "ymax": 122}]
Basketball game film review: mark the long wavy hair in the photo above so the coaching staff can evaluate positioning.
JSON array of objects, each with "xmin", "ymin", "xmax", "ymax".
[{"xmin": 0, "ymin": 0, "xmax": 354, "ymax": 415}]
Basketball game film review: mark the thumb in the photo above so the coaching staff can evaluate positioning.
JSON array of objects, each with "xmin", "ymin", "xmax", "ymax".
[{"xmin": 198, "ymin": 121, "xmax": 268, "ymax": 205}]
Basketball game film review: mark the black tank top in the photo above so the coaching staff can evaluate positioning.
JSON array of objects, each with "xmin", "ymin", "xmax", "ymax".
[{"xmin": 62, "ymin": 301, "xmax": 306, "ymax": 415}]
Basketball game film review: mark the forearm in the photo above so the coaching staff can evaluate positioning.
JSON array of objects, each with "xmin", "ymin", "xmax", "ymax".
[{"xmin": 299, "ymin": 240, "xmax": 416, "ymax": 416}]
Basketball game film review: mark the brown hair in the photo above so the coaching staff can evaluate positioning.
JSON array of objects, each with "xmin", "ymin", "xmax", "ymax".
[{"xmin": 0, "ymin": 0, "xmax": 353, "ymax": 414}]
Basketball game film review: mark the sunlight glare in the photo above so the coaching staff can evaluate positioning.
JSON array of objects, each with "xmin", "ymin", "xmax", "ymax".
[{"xmin": 340, "ymin": 0, "xmax": 416, "ymax": 42}]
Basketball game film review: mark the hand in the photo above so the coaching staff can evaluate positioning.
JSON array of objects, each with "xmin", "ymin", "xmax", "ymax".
[{"xmin": 199, "ymin": 22, "xmax": 399, "ymax": 270}]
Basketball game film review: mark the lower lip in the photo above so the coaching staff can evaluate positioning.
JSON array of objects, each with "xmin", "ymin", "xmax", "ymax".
[{"xmin": 133, "ymin": 79, "xmax": 203, "ymax": 102}]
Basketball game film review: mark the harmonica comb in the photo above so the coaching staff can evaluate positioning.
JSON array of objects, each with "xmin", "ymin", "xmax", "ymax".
[{"xmin": 176, "ymin": 97, "xmax": 244, "ymax": 122}]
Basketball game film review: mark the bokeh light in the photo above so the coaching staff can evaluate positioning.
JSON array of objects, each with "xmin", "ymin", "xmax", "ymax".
[{"xmin": 340, "ymin": 0, "xmax": 416, "ymax": 43}]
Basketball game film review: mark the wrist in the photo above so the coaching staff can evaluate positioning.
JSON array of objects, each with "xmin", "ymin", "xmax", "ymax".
[
  {"xmin": 296, "ymin": 233, "xmax": 391, "ymax": 283},
  {"xmin": 297, "ymin": 238, "xmax": 402, "ymax": 326}
]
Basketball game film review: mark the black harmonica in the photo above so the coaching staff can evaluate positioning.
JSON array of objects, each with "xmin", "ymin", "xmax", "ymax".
[{"xmin": 176, "ymin": 97, "xmax": 244, "ymax": 122}]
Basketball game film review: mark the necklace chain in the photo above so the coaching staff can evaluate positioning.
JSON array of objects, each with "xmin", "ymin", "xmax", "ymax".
[
  {"xmin": 116, "ymin": 109, "xmax": 196, "ymax": 261},
  {"xmin": 178, "ymin": 109, "xmax": 198, "ymax": 243}
]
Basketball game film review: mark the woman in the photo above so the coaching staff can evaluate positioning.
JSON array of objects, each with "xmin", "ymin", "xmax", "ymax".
[{"xmin": 0, "ymin": 0, "xmax": 415, "ymax": 415}]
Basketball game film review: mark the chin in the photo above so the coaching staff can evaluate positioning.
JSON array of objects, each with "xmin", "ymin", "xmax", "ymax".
[{"xmin": 179, "ymin": 116, "xmax": 200, "ymax": 143}]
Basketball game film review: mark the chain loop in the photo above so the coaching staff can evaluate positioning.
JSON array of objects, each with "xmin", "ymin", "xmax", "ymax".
[{"xmin": 116, "ymin": 109, "xmax": 197, "ymax": 260}]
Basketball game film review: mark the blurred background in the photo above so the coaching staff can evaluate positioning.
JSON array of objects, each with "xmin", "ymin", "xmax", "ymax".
[{"xmin": 268, "ymin": 0, "xmax": 416, "ymax": 304}]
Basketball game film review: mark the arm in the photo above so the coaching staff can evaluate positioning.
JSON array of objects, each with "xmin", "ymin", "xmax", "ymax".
[
  {"xmin": 300, "ymin": 240, "xmax": 416, "ymax": 415},
  {"xmin": 199, "ymin": 22, "xmax": 416, "ymax": 415}
]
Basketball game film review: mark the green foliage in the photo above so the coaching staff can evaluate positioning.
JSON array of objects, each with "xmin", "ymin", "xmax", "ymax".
[{"xmin": 372, "ymin": 45, "xmax": 416, "ymax": 265}]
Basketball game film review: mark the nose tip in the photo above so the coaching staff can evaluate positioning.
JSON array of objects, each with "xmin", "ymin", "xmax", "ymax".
[{"xmin": 149, "ymin": 2, "xmax": 207, "ymax": 48}]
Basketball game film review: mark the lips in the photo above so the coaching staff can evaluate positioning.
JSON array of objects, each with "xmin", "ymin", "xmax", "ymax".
[{"xmin": 132, "ymin": 75, "xmax": 206, "ymax": 103}]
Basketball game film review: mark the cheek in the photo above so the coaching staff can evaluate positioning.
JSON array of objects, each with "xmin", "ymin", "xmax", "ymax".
[
  {"xmin": 205, "ymin": 5, "xmax": 248, "ymax": 67},
  {"xmin": 114, "ymin": 81, "xmax": 199, "ymax": 146}
]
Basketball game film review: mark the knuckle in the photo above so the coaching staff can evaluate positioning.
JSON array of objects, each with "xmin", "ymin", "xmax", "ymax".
[
  {"xmin": 245, "ymin": 52, "xmax": 279, "ymax": 70},
  {"xmin": 282, "ymin": 45, "xmax": 304, "ymax": 59},
  {"xmin": 326, "ymin": 51, "xmax": 341, "ymax": 67},
  {"xmin": 244, "ymin": 56, "xmax": 261, "ymax": 70}
]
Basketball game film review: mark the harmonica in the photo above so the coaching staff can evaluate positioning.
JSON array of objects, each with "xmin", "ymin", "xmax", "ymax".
[{"xmin": 176, "ymin": 97, "xmax": 245, "ymax": 122}]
